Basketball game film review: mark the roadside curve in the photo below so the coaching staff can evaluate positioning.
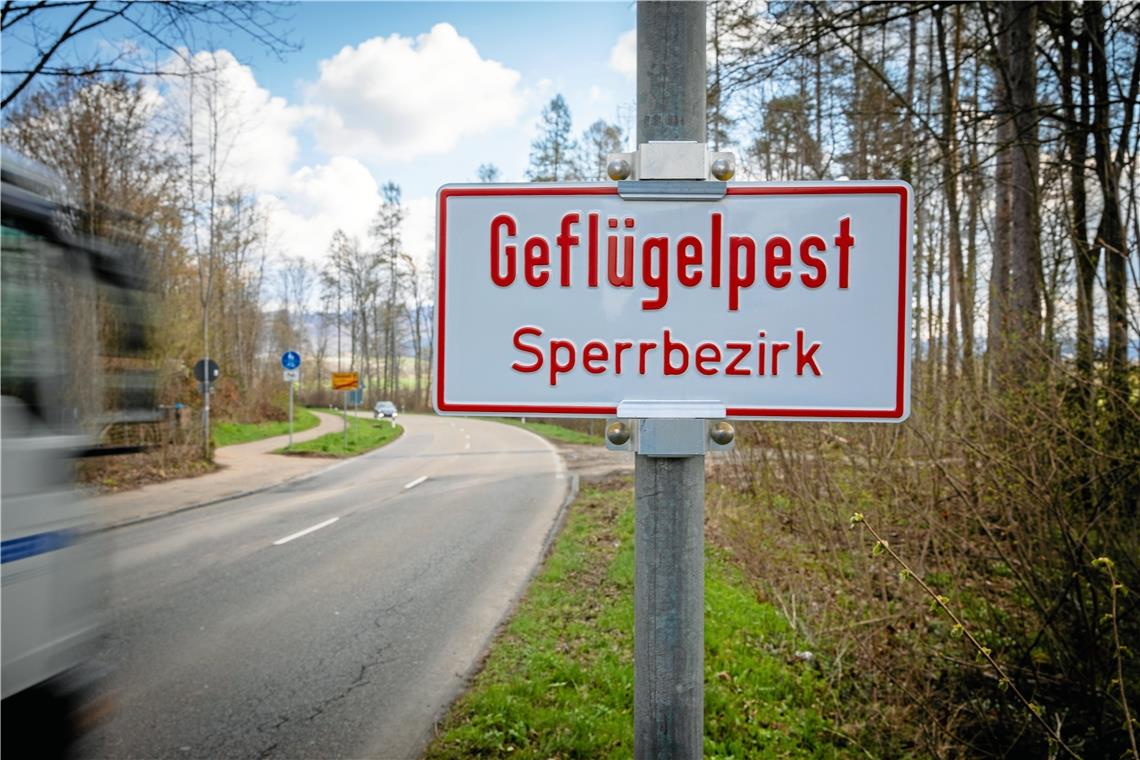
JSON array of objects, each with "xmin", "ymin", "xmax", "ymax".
[
  {"xmin": 89, "ymin": 410, "xmax": 370, "ymax": 530},
  {"xmin": 82, "ymin": 414, "xmax": 571, "ymax": 760}
]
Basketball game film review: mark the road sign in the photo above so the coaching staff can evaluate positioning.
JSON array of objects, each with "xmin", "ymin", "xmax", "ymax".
[
  {"xmin": 193, "ymin": 358, "xmax": 220, "ymax": 384},
  {"xmin": 433, "ymin": 183, "xmax": 912, "ymax": 421},
  {"xmin": 283, "ymin": 368, "xmax": 299, "ymax": 382},
  {"xmin": 347, "ymin": 388, "xmax": 363, "ymax": 406},
  {"xmin": 331, "ymin": 372, "xmax": 359, "ymax": 391},
  {"xmin": 281, "ymin": 350, "xmax": 301, "ymax": 370}
]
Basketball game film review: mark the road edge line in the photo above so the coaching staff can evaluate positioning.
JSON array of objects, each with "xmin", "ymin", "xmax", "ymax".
[{"xmin": 418, "ymin": 426, "xmax": 578, "ymax": 756}]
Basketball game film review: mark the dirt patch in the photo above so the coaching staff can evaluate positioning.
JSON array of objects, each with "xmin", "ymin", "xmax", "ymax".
[
  {"xmin": 554, "ymin": 443, "xmax": 634, "ymax": 482},
  {"xmin": 77, "ymin": 444, "xmax": 218, "ymax": 493}
]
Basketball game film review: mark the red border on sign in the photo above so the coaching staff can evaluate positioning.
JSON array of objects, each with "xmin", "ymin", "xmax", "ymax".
[{"xmin": 435, "ymin": 184, "xmax": 910, "ymax": 419}]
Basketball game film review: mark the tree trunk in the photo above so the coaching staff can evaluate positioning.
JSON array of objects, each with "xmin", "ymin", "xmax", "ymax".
[
  {"xmin": 1005, "ymin": 1, "xmax": 1042, "ymax": 378},
  {"xmin": 936, "ymin": 5, "xmax": 965, "ymax": 391},
  {"xmin": 1061, "ymin": 3, "xmax": 1096, "ymax": 385},
  {"xmin": 904, "ymin": 12, "xmax": 922, "ymax": 393},
  {"xmin": 1086, "ymin": 0, "xmax": 1132, "ymax": 398}
]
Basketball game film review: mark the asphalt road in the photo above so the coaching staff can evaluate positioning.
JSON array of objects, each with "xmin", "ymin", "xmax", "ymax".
[{"xmin": 79, "ymin": 415, "xmax": 568, "ymax": 759}]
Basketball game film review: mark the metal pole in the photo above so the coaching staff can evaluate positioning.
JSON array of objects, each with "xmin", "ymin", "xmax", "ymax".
[
  {"xmin": 635, "ymin": 4, "xmax": 706, "ymax": 759},
  {"xmin": 637, "ymin": 1, "xmax": 706, "ymax": 145},
  {"xmin": 203, "ymin": 312, "xmax": 210, "ymax": 462},
  {"xmin": 288, "ymin": 380, "xmax": 294, "ymax": 448},
  {"xmin": 343, "ymin": 390, "xmax": 348, "ymax": 448},
  {"xmin": 203, "ymin": 380, "xmax": 210, "ymax": 460},
  {"xmin": 635, "ymin": 452, "xmax": 705, "ymax": 758}
]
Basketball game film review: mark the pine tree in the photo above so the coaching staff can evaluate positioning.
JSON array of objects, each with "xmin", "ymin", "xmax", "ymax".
[
  {"xmin": 527, "ymin": 94, "xmax": 581, "ymax": 181},
  {"xmin": 476, "ymin": 163, "xmax": 500, "ymax": 182},
  {"xmin": 578, "ymin": 119, "xmax": 624, "ymax": 180}
]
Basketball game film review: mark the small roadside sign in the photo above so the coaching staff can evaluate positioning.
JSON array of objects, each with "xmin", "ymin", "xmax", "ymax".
[
  {"xmin": 331, "ymin": 372, "xmax": 359, "ymax": 391},
  {"xmin": 281, "ymin": 350, "xmax": 301, "ymax": 370},
  {"xmin": 283, "ymin": 368, "xmax": 299, "ymax": 382},
  {"xmin": 193, "ymin": 358, "xmax": 220, "ymax": 384},
  {"xmin": 433, "ymin": 182, "xmax": 912, "ymax": 421}
]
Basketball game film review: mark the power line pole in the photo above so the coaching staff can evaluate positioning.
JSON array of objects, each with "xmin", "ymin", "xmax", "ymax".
[{"xmin": 634, "ymin": 3, "xmax": 707, "ymax": 759}]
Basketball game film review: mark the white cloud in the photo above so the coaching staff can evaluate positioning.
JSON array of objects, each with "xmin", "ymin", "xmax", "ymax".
[
  {"xmin": 307, "ymin": 23, "xmax": 524, "ymax": 161},
  {"xmin": 258, "ymin": 165, "xmax": 438, "ymax": 281},
  {"xmin": 401, "ymin": 195, "xmax": 436, "ymax": 270},
  {"xmin": 609, "ymin": 28, "xmax": 636, "ymax": 79},
  {"xmin": 157, "ymin": 48, "xmax": 441, "ymax": 273},
  {"xmin": 258, "ymin": 155, "xmax": 382, "ymax": 264}
]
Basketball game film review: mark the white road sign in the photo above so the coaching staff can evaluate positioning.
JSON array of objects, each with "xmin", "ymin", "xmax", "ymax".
[
  {"xmin": 434, "ymin": 182, "xmax": 912, "ymax": 421},
  {"xmin": 283, "ymin": 368, "xmax": 299, "ymax": 383}
]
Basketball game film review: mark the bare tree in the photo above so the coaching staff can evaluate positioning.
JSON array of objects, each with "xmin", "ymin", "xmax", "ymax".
[
  {"xmin": 401, "ymin": 253, "xmax": 429, "ymax": 408},
  {"xmin": 1, "ymin": 1, "xmax": 297, "ymax": 109},
  {"xmin": 1086, "ymin": 0, "xmax": 1140, "ymax": 399},
  {"xmin": 370, "ymin": 182, "xmax": 405, "ymax": 398},
  {"xmin": 277, "ymin": 255, "xmax": 316, "ymax": 350}
]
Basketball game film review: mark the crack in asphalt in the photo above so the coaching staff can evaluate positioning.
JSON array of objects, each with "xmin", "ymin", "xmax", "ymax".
[{"xmin": 254, "ymin": 634, "xmax": 398, "ymax": 757}]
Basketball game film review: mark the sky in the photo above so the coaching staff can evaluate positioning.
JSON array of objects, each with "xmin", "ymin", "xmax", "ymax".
[{"xmin": 6, "ymin": 2, "xmax": 640, "ymax": 272}]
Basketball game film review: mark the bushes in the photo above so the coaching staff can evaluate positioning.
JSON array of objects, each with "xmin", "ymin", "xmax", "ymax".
[{"xmin": 708, "ymin": 360, "xmax": 1139, "ymax": 757}]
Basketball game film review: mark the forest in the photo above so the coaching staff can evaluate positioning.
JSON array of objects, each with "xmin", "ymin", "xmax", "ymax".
[{"xmin": 700, "ymin": 2, "xmax": 1139, "ymax": 757}]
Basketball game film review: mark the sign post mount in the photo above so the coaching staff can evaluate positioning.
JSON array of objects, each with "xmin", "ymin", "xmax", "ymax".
[
  {"xmin": 431, "ymin": 3, "xmax": 911, "ymax": 755},
  {"xmin": 331, "ymin": 372, "xmax": 359, "ymax": 447},
  {"xmin": 281, "ymin": 351, "xmax": 300, "ymax": 447}
]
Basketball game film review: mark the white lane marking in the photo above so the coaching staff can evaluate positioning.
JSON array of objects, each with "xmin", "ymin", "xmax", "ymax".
[
  {"xmin": 404, "ymin": 475, "xmax": 428, "ymax": 490},
  {"xmin": 273, "ymin": 517, "xmax": 340, "ymax": 546}
]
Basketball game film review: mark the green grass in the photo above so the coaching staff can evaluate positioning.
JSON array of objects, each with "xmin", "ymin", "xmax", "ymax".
[
  {"xmin": 277, "ymin": 414, "xmax": 402, "ymax": 457},
  {"xmin": 213, "ymin": 407, "xmax": 320, "ymax": 447},
  {"xmin": 491, "ymin": 418, "xmax": 604, "ymax": 446},
  {"xmin": 425, "ymin": 480, "xmax": 851, "ymax": 760}
]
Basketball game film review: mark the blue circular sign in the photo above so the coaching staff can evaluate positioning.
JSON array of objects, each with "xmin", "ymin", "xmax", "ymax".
[{"xmin": 281, "ymin": 350, "xmax": 301, "ymax": 370}]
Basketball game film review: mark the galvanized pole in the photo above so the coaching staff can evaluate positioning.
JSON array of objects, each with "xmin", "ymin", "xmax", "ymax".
[
  {"xmin": 634, "ymin": 3, "xmax": 707, "ymax": 759},
  {"xmin": 288, "ymin": 379, "xmax": 294, "ymax": 448}
]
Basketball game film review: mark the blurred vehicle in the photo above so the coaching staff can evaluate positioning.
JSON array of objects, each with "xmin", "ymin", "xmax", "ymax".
[
  {"xmin": 374, "ymin": 400, "xmax": 398, "ymax": 421},
  {"xmin": 1, "ymin": 150, "xmax": 155, "ymax": 757}
]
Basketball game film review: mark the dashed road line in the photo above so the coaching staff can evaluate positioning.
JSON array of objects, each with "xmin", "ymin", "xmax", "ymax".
[
  {"xmin": 273, "ymin": 517, "xmax": 340, "ymax": 546},
  {"xmin": 404, "ymin": 476, "xmax": 428, "ymax": 490}
]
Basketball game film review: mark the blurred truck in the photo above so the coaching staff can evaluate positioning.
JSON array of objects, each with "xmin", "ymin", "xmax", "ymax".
[{"xmin": 1, "ymin": 151, "xmax": 154, "ymax": 756}]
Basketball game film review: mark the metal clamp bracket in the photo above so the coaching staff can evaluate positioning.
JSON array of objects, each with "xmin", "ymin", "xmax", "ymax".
[
  {"xmin": 616, "ymin": 180, "xmax": 726, "ymax": 201},
  {"xmin": 605, "ymin": 417, "xmax": 736, "ymax": 456},
  {"xmin": 606, "ymin": 141, "xmax": 737, "ymax": 186},
  {"xmin": 598, "ymin": 141, "xmax": 739, "ymax": 457}
]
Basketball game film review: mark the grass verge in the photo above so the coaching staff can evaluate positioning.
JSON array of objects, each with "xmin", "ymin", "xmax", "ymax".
[
  {"xmin": 277, "ymin": 414, "xmax": 402, "ymax": 457},
  {"xmin": 424, "ymin": 478, "xmax": 850, "ymax": 759},
  {"xmin": 213, "ymin": 407, "xmax": 321, "ymax": 447},
  {"xmin": 491, "ymin": 418, "xmax": 604, "ymax": 446}
]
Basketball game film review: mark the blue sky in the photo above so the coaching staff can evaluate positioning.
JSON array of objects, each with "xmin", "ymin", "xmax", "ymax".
[
  {"xmin": 4, "ymin": 1, "xmax": 640, "ymax": 266},
  {"xmin": 240, "ymin": 2, "xmax": 637, "ymax": 192}
]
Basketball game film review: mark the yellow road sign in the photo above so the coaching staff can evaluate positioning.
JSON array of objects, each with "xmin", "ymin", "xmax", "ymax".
[{"xmin": 331, "ymin": 372, "xmax": 359, "ymax": 391}]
